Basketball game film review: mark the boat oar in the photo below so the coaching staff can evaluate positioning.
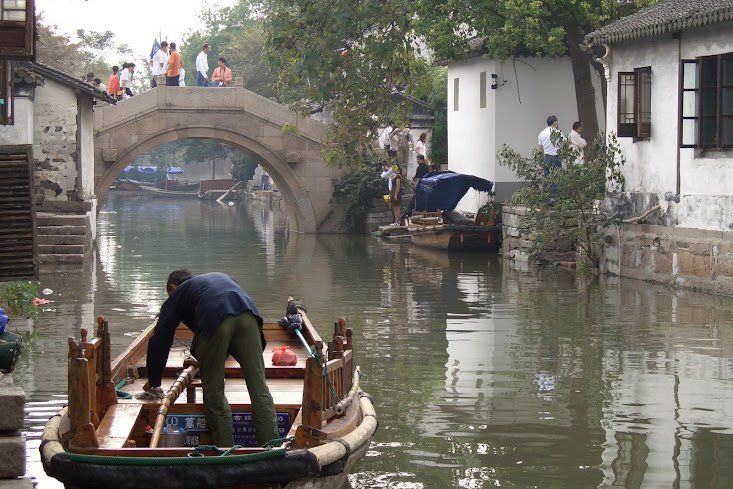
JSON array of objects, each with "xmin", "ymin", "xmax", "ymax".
[
  {"xmin": 279, "ymin": 314, "xmax": 315, "ymax": 359},
  {"xmin": 149, "ymin": 362, "xmax": 199, "ymax": 448}
]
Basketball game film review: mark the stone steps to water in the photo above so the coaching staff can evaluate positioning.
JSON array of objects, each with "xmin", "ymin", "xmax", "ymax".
[
  {"xmin": 37, "ymin": 244, "xmax": 85, "ymax": 255},
  {"xmin": 36, "ymin": 213, "xmax": 87, "ymax": 227},
  {"xmin": 37, "ymin": 253, "xmax": 84, "ymax": 264},
  {"xmin": 35, "ymin": 213, "xmax": 90, "ymax": 264},
  {"xmin": 36, "ymin": 235, "xmax": 86, "ymax": 245},
  {"xmin": 36, "ymin": 225, "xmax": 86, "ymax": 236}
]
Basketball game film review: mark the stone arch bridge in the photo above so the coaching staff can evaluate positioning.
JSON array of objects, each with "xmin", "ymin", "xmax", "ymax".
[{"xmin": 94, "ymin": 85, "xmax": 343, "ymax": 233}]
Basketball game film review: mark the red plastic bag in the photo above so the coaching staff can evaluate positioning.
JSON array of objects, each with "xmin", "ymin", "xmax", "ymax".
[{"xmin": 272, "ymin": 346, "xmax": 297, "ymax": 366}]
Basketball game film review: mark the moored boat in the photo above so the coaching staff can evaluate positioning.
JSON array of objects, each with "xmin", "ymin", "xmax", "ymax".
[
  {"xmin": 140, "ymin": 185, "xmax": 199, "ymax": 199},
  {"xmin": 406, "ymin": 171, "xmax": 501, "ymax": 251},
  {"xmin": 41, "ymin": 299, "xmax": 376, "ymax": 489}
]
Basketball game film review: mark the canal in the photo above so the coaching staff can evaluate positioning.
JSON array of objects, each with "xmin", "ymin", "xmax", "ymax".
[{"xmin": 16, "ymin": 193, "xmax": 733, "ymax": 488}]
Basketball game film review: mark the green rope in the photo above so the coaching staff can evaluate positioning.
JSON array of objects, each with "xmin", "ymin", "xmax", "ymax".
[
  {"xmin": 65, "ymin": 447, "xmax": 286, "ymax": 466},
  {"xmin": 115, "ymin": 379, "xmax": 133, "ymax": 399},
  {"xmin": 315, "ymin": 352, "xmax": 340, "ymax": 409},
  {"xmin": 261, "ymin": 436, "xmax": 295, "ymax": 448}
]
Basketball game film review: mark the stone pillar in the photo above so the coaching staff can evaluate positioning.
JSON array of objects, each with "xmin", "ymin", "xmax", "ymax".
[
  {"xmin": 0, "ymin": 373, "xmax": 26, "ymax": 480},
  {"xmin": 155, "ymin": 74, "xmax": 166, "ymax": 87}
]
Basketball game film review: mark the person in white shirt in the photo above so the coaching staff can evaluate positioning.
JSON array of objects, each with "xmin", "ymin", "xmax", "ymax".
[
  {"xmin": 119, "ymin": 62, "xmax": 135, "ymax": 99},
  {"xmin": 196, "ymin": 43, "xmax": 212, "ymax": 87},
  {"xmin": 568, "ymin": 121, "xmax": 588, "ymax": 165},
  {"xmin": 537, "ymin": 115, "xmax": 564, "ymax": 174},
  {"xmin": 150, "ymin": 41, "xmax": 169, "ymax": 88},
  {"xmin": 178, "ymin": 68, "xmax": 186, "ymax": 87},
  {"xmin": 92, "ymin": 78, "xmax": 106, "ymax": 92},
  {"xmin": 414, "ymin": 132, "xmax": 430, "ymax": 164},
  {"xmin": 378, "ymin": 121, "xmax": 394, "ymax": 154}
]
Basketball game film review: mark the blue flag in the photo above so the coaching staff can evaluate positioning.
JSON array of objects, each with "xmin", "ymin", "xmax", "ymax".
[{"xmin": 149, "ymin": 38, "xmax": 161, "ymax": 60}]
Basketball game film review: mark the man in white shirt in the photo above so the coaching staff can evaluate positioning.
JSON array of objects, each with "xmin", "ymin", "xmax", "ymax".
[
  {"xmin": 378, "ymin": 121, "xmax": 394, "ymax": 152},
  {"xmin": 568, "ymin": 121, "xmax": 588, "ymax": 165},
  {"xmin": 196, "ymin": 43, "xmax": 212, "ymax": 87},
  {"xmin": 537, "ymin": 115, "xmax": 564, "ymax": 174},
  {"xmin": 119, "ymin": 62, "xmax": 135, "ymax": 99},
  {"xmin": 150, "ymin": 41, "xmax": 169, "ymax": 88}
]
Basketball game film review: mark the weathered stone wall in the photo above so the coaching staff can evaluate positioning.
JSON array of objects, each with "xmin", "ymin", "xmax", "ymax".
[
  {"xmin": 502, "ymin": 205, "xmax": 577, "ymax": 268},
  {"xmin": 601, "ymin": 223, "xmax": 733, "ymax": 296},
  {"xmin": 32, "ymin": 79, "xmax": 79, "ymax": 203},
  {"xmin": 0, "ymin": 373, "xmax": 26, "ymax": 481}
]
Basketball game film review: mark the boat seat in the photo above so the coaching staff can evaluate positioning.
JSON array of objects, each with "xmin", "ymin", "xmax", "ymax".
[{"xmin": 96, "ymin": 403, "xmax": 144, "ymax": 448}]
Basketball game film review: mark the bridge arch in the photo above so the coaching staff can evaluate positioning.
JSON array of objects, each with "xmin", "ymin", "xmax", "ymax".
[{"xmin": 93, "ymin": 86, "xmax": 343, "ymax": 233}]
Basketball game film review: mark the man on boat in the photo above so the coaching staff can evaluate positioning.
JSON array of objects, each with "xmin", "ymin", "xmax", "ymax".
[{"xmin": 143, "ymin": 270, "xmax": 279, "ymax": 446}]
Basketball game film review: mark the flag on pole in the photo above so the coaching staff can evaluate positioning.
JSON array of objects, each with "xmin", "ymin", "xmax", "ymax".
[{"xmin": 149, "ymin": 38, "xmax": 161, "ymax": 60}]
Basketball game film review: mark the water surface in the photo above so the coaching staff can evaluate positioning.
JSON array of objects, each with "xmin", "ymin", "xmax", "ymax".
[{"xmin": 17, "ymin": 194, "xmax": 733, "ymax": 488}]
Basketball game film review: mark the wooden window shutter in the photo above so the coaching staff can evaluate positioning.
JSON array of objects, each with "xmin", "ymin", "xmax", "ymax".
[
  {"xmin": 0, "ymin": 0, "xmax": 35, "ymax": 60},
  {"xmin": 0, "ymin": 145, "xmax": 37, "ymax": 280}
]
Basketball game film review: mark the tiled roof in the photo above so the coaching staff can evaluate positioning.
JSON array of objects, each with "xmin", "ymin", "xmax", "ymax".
[
  {"xmin": 585, "ymin": 0, "xmax": 733, "ymax": 46},
  {"xmin": 31, "ymin": 63, "xmax": 115, "ymax": 103}
]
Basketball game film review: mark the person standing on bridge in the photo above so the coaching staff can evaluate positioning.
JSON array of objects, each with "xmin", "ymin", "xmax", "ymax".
[
  {"xmin": 150, "ymin": 41, "xmax": 169, "ymax": 88},
  {"xmin": 166, "ymin": 43, "xmax": 183, "ymax": 87},
  {"xmin": 196, "ymin": 43, "xmax": 212, "ymax": 87}
]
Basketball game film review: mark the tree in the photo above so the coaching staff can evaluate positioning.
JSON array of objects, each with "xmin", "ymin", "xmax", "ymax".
[
  {"xmin": 180, "ymin": 1, "xmax": 278, "ymax": 98},
  {"xmin": 264, "ymin": 0, "xmax": 431, "ymax": 166},
  {"xmin": 497, "ymin": 133, "xmax": 625, "ymax": 269},
  {"xmin": 264, "ymin": 0, "xmax": 655, "ymax": 164}
]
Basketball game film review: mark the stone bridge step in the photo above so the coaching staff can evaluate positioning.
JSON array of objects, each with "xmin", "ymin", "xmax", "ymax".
[
  {"xmin": 38, "ymin": 253, "xmax": 84, "ymax": 264},
  {"xmin": 36, "ymin": 213, "xmax": 87, "ymax": 227},
  {"xmin": 36, "ymin": 235, "xmax": 87, "ymax": 245},
  {"xmin": 37, "ymin": 244, "xmax": 85, "ymax": 255},
  {"xmin": 37, "ymin": 225, "xmax": 87, "ymax": 236}
]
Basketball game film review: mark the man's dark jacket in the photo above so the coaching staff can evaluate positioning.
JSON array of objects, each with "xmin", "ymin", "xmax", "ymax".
[{"xmin": 146, "ymin": 272, "xmax": 264, "ymax": 387}]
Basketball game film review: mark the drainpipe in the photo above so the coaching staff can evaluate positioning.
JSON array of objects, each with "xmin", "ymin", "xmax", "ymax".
[{"xmin": 674, "ymin": 32, "xmax": 682, "ymax": 196}]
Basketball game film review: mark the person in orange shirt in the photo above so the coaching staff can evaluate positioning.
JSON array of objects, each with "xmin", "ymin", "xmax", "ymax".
[
  {"xmin": 211, "ymin": 57, "xmax": 233, "ymax": 87},
  {"xmin": 107, "ymin": 66, "xmax": 120, "ymax": 99},
  {"xmin": 166, "ymin": 43, "xmax": 183, "ymax": 87}
]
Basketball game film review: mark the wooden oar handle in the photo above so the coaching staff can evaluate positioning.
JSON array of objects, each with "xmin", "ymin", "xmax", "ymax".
[{"xmin": 150, "ymin": 365, "xmax": 199, "ymax": 448}]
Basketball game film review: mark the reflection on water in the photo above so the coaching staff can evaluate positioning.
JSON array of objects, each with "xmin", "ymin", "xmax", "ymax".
[{"xmin": 15, "ymin": 194, "xmax": 733, "ymax": 488}]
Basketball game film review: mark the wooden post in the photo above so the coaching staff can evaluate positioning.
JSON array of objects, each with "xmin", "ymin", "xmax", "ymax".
[
  {"xmin": 66, "ymin": 337, "xmax": 99, "ymax": 449},
  {"xmin": 80, "ymin": 328, "xmax": 101, "ymax": 427},
  {"xmin": 302, "ymin": 356, "xmax": 324, "ymax": 430},
  {"xmin": 96, "ymin": 317, "xmax": 118, "ymax": 419}
]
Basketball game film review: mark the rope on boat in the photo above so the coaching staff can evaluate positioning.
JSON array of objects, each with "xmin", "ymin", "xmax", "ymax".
[
  {"xmin": 187, "ymin": 444, "xmax": 243, "ymax": 457},
  {"xmin": 64, "ymin": 447, "xmax": 287, "ymax": 466}
]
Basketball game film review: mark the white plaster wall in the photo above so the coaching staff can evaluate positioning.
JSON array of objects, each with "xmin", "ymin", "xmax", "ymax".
[
  {"xmin": 0, "ymin": 96, "xmax": 33, "ymax": 145},
  {"xmin": 679, "ymin": 24, "xmax": 733, "ymax": 196},
  {"xmin": 607, "ymin": 37, "xmax": 680, "ymax": 196},
  {"xmin": 449, "ymin": 56, "xmax": 602, "ymax": 213},
  {"xmin": 33, "ymin": 79, "xmax": 79, "ymax": 201},
  {"xmin": 447, "ymin": 58, "xmax": 496, "ymax": 213},
  {"xmin": 78, "ymin": 97, "xmax": 95, "ymax": 198},
  {"xmin": 606, "ymin": 24, "xmax": 733, "ymax": 231}
]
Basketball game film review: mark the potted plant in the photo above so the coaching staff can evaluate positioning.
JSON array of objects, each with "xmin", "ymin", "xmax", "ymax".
[{"xmin": 0, "ymin": 281, "xmax": 38, "ymax": 372}]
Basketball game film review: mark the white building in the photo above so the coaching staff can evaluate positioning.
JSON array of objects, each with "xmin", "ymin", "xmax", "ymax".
[
  {"xmin": 586, "ymin": 0, "xmax": 733, "ymax": 295},
  {"xmin": 444, "ymin": 40, "xmax": 604, "ymax": 213},
  {"xmin": 0, "ymin": 62, "xmax": 110, "ymax": 269}
]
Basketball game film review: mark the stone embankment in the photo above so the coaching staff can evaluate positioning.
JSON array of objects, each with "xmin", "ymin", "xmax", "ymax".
[
  {"xmin": 502, "ymin": 205, "xmax": 576, "ymax": 268},
  {"xmin": 0, "ymin": 373, "xmax": 31, "ymax": 488}
]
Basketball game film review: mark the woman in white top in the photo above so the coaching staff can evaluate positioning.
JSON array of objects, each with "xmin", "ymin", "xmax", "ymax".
[{"xmin": 414, "ymin": 132, "xmax": 429, "ymax": 163}]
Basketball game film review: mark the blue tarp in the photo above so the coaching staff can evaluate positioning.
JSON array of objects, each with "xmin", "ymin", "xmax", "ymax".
[
  {"xmin": 413, "ymin": 171, "xmax": 493, "ymax": 212},
  {"xmin": 122, "ymin": 165, "xmax": 184, "ymax": 174}
]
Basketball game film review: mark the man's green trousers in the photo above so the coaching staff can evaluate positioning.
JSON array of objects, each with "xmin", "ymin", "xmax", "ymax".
[{"xmin": 191, "ymin": 312, "xmax": 279, "ymax": 446}]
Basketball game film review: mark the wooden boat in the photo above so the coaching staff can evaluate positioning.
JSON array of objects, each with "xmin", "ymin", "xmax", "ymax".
[
  {"xmin": 408, "ymin": 211, "xmax": 501, "ymax": 250},
  {"xmin": 41, "ymin": 300, "xmax": 376, "ymax": 489},
  {"xmin": 139, "ymin": 185, "xmax": 199, "ymax": 199},
  {"xmin": 198, "ymin": 179, "xmax": 238, "ymax": 201}
]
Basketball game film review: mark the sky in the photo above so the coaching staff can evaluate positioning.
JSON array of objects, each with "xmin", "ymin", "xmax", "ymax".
[{"xmin": 37, "ymin": 0, "xmax": 236, "ymax": 60}]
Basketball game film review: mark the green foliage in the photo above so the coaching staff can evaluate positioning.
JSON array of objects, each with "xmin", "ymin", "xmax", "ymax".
[
  {"xmin": 280, "ymin": 123, "xmax": 299, "ymax": 136},
  {"xmin": 264, "ymin": 0, "xmax": 429, "ymax": 166},
  {"xmin": 231, "ymin": 157, "xmax": 259, "ymax": 183},
  {"xmin": 426, "ymin": 67, "xmax": 447, "ymax": 165},
  {"xmin": 332, "ymin": 162, "xmax": 389, "ymax": 232},
  {"xmin": 498, "ymin": 133, "xmax": 625, "ymax": 268},
  {"xmin": 0, "ymin": 282, "xmax": 38, "ymax": 319},
  {"xmin": 262, "ymin": 0, "xmax": 656, "ymax": 165}
]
